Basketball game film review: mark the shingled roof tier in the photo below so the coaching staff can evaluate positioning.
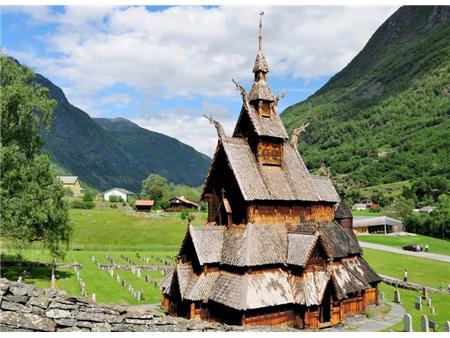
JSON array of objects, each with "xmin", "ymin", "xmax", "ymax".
[
  {"xmin": 180, "ymin": 221, "xmax": 362, "ymax": 269},
  {"xmin": 204, "ymin": 137, "xmax": 340, "ymax": 202}
]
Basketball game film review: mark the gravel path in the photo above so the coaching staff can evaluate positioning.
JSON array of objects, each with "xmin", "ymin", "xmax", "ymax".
[{"xmin": 359, "ymin": 241, "xmax": 450, "ymax": 263}]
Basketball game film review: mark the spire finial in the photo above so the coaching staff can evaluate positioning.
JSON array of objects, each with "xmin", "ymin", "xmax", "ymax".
[{"xmin": 258, "ymin": 11, "xmax": 264, "ymax": 51}]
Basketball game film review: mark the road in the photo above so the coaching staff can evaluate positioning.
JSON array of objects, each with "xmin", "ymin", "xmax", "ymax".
[{"xmin": 359, "ymin": 241, "xmax": 450, "ymax": 263}]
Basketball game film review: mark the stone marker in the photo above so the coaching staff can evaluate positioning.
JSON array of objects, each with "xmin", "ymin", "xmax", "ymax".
[
  {"xmin": 121, "ymin": 280, "xmax": 126, "ymax": 287},
  {"xmin": 429, "ymin": 320, "xmax": 438, "ymax": 332},
  {"xmin": 92, "ymin": 256, "xmax": 95, "ymax": 262},
  {"xmin": 393, "ymin": 288, "xmax": 401, "ymax": 304},
  {"xmin": 403, "ymin": 313, "xmax": 412, "ymax": 332},
  {"xmin": 379, "ymin": 291, "xmax": 385, "ymax": 301},
  {"xmin": 415, "ymin": 296, "xmax": 422, "ymax": 310},
  {"xmin": 136, "ymin": 269, "xmax": 141, "ymax": 278},
  {"xmin": 51, "ymin": 272, "xmax": 56, "ymax": 289},
  {"xmin": 429, "ymin": 306, "xmax": 435, "ymax": 315},
  {"xmin": 421, "ymin": 314, "xmax": 429, "ymax": 332},
  {"xmin": 444, "ymin": 321, "xmax": 450, "ymax": 332},
  {"xmin": 76, "ymin": 270, "xmax": 80, "ymax": 281},
  {"xmin": 426, "ymin": 297, "xmax": 432, "ymax": 307},
  {"xmin": 136, "ymin": 291, "xmax": 141, "ymax": 302},
  {"xmin": 92, "ymin": 293, "xmax": 96, "ymax": 302}
]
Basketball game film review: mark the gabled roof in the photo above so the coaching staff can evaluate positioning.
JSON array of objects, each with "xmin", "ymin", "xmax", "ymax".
[
  {"xmin": 215, "ymin": 137, "xmax": 321, "ymax": 202},
  {"xmin": 289, "ymin": 268, "xmax": 330, "ymax": 306},
  {"xmin": 316, "ymin": 222, "xmax": 362, "ymax": 258},
  {"xmin": 287, "ymin": 233, "xmax": 318, "ymax": 266},
  {"xmin": 311, "ymin": 176, "xmax": 340, "ymax": 203},
  {"xmin": 159, "ymin": 270, "xmax": 173, "ymax": 295},
  {"xmin": 209, "ymin": 270, "xmax": 293, "ymax": 310},
  {"xmin": 57, "ymin": 176, "xmax": 79, "ymax": 185},
  {"xmin": 176, "ymin": 262, "xmax": 193, "ymax": 300},
  {"xmin": 233, "ymin": 104, "xmax": 288, "ymax": 139},
  {"xmin": 342, "ymin": 256, "xmax": 381, "ymax": 284},
  {"xmin": 184, "ymin": 271, "xmax": 220, "ymax": 302},
  {"xmin": 221, "ymin": 223, "xmax": 287, "ymax": 267},
  {"xmin": 170, "ymin": 196, "xmax": 199, "ymax": 208},
  {"xmin": 330, "ymin": 261, "xmax": 371, "ymax": 299},
  {"xmin": 103, "ymin": 188, "xmax": 134, "ymax": 195},
  {"xmin": 189, "ymin": 225, "xmax": 224, "ymax": 265}
]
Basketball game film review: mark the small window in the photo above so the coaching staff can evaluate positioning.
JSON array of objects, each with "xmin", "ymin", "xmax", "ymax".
[{"xmin": 257, "ymin": 141, "xmax": 282, "ymax": 166}]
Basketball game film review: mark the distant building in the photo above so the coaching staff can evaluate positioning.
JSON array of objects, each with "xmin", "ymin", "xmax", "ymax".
[
  {"xmin": 57, "ymin": 176, "xmax": 84, "ymax": 197},
  {"xmin": 353, "ymin": 216, "xmax": 403, "ymax": 234},
  {"xmin": 352, "ymin": 203, "xmax": 368, "ymax": 211},
  {"xmin": 166, "ymin": 196, "xmax": 199, "ymax": 212},
  {"xmin": 135, "ymin": 199, "xmax": 154, "ymax": 212},
  {"xmin": 103, "ymin": 188, "xmax": 134, "ymax": 202}
]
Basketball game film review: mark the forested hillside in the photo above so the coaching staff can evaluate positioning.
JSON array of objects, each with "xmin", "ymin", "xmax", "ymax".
[
  {"xmin": 27, "ymin": 68, "xmax": 211, "ymax": 192},
  {"xmin": 281, "ymin": 6, "xmax": 450, "ymax": 189}
]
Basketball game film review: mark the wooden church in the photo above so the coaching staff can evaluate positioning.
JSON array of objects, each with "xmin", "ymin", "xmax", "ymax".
[{"xmin": 160, "ymin": 13, "xmax": 381, "ymax": 329}]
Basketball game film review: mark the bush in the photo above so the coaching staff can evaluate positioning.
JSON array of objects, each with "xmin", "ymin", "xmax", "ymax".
[
  {"xmin": 180, "ymin": 208, "xmax": 196, "ymax": 221},
  {"xmin": 110, "ymin": 204, "xmax": 118, "ymax": 209},
  {"xmin": 108, "ymin": 195, "xmax": 123, "ymax": 203},
  {"xmin": 82, "ymin": 190, "xmax": 93, "ymax": 202},
  {"xmin": 70, "ymin": 200, "xmax": 95, "ymax": 209}
]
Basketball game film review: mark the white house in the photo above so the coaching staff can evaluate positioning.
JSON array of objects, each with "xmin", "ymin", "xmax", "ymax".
[
  {"xmin": 103, "ymin": 188, "xmax": 134, "ymax": 202},
  {"xmin": 352, "ymin": 203, "xmax": 368, "ymax": 211}
]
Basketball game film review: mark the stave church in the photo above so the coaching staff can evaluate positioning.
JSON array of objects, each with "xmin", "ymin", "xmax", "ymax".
[{"xmin": 160, "ymin": 13, "xmax": 381, "ymax": 329}]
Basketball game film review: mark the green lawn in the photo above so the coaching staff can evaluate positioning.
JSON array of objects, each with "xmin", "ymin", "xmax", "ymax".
[
  {"xmin": 363, "ymin": 248, "xmax": 450, "ymax": 289},
  {"xmin": 380, "ymin": 283, "xmax": 449, "ymax": 332},
  {"xmin": 352, "ymin": 210, "xmax": 384, "ymax": 216},
  {"xmin": 358, "ymin": 234, "xmax": 450, "ymax": 256},
  {"xmin": 360, "ymin": 180, "xmax": 411, "ymax": 199}
]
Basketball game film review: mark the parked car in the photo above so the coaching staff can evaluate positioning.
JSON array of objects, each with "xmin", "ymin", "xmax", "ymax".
[{"xmin": 402, "ymin": 244, "xmax": 422, "ymax": 252}]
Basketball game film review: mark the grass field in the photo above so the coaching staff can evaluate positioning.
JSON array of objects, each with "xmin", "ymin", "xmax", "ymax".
[
  {"xmin": 351, "ymin": 210, "xmax": 383, "ymax": 216},
  {"xmin": 358, "ymin": 234, "xmax": 450, "ymax": 256},
  {"xmin": 360, "ymin": 180, "xmax": 411, "ymax": 199},
  {"xmin": 1, "ymin": 207, "xmax": 449, "ymax": 331},
  {"xmin": 363, "ymin": 248, "xmax": 450, "ymax": 289}
]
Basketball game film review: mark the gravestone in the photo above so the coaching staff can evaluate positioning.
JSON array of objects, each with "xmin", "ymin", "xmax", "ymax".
[
  {"xmin": 379, "ymin": 291, "xmax": 385, "ymax": 301},
  {"xmin": 426, "ymin": 298, "xmax": 432, "ymax": 307},
  {"xmin": 136, "ymin": 291, "xmax": 141, "ymax": 302},
  {"xmin": 137, "ymin": 269, "xmax": 141, "ymax": 278},
  {"xmin": 122, "ymin": 280, "xmax": 126, "ymax": 287},
  {"xmin": 421, "ymin": 315, "xmax": 429, "ymax": 332},
  {"xmin": 76, "ymin": 270, "xmax": 80, "ymax": 281},
  {"xmin": 444, "ymin": 321, "xmax": 450, "ymax": 332},
  {"xmin": 393, "ymin": 289, "xmax": 401, "ymax": 304},
  {"xmin": 415, "ymin": 296, "xmax": 422, "ymax": 310},
  {"xmin": 429, "ymin": 320, "xmax": 438, "ymax": 332},
  {"xmin": 145, "ymin": 275, "xmax": 149, "ymax": 282},
  {"xmin": 403, "ymin": 314, "xmax": 412, "ymax": 332},
  {"xmin": 429, "ymin": 306, "xmax": 435, "ymax": 315},
  {"xmin": 82, "ymin": 288, "xmax": 87, "ymax": 297},
  {"xmin": 51, "ymin": 272, "xmax": 56, "ymax": 289},
  {"xmin": 92, "ymin": 256, "xmax": 95, "ymax": 262},
  {"xmin": 92, "ymin": 293, "xmax": 96, "ymax": 302}
]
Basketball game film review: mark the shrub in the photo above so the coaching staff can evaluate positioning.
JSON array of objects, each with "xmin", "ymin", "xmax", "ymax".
[
  {"xmin": 180, "ymin": 208, "xmax": 196, "ymax": 221},
  {"xmin": 110, "ymin": 204, "xmax": 118, "ymax": 209},
  {"xmin": 108, "ymin": 195, "xmax": 122, "ymax": 203},
  {"xmin": 70, "ymin": 200, "xmax": 95, "ymax": 209}
]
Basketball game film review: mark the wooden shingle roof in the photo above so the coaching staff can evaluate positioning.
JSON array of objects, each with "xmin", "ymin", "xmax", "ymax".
[
  {"xmin": 220, "ymin": 137, "xmax": 322, "ymax": 202},
  {"xmin": 209, "ymin": 270, "xmax": 293, "ymax": 310},
  {"xmin": 330, "ymin": 261, "xmax": 371, "ymax": 299},
  {"xmin": 287, "ymin": 233, "xmax": 318, "ymax": 266},
  {"xmin": 189, "ymin": 225, "xmax": 224, "ymax": 265},
  {"xmin": 253, "ymin": 50, "xmax": 269, "ymax": 73},
  {"xmin": 316, "ymin": 222, "xmax": 362, "ymax": 258},
  {"xmin": 221, "ymin": 223, "xmax": 287, "ymax": 267},
  {"xmin": 249, "ymin": 80, "xmax": 276, "ymax": 102},
  {"xmin": 289, "ymin": 268, "xmax": 330, "ymax": 306},
  {"xmin": 311, "ymin": 176, "xmax": 340, "ymax": 203},
  {"xmin": 184, "ymin": 271, "xmax": 220, "ymax": 302}
]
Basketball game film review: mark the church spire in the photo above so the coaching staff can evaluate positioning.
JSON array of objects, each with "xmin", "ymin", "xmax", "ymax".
[
  {"xmin": 258, "ymin": 11, "xmax": 263, "ymax": 51},
  {"xmin": 252, "ymin": 11, "xmax": 269, "ymax": 75}
]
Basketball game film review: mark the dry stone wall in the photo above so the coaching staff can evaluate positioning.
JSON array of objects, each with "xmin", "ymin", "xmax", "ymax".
[{"xmin": 0, "ymin": 279, "xmax": 295, "ymax": 332}]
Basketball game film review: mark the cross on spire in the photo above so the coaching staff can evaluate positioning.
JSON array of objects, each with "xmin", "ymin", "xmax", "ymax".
[{"xmin": 258, "ymin": 11, "xmax": 264, "ymax": 51}]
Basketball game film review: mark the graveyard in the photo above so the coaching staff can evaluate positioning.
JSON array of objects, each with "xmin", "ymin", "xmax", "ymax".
[{"xmin": 1, "ymin": 207, "xmax": 449, "ymax": 331}]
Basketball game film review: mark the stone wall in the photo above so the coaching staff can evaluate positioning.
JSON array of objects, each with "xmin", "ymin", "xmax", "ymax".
[{"xmin": 0, "ymin": 279, "xmax": 295, "ymax": 332}]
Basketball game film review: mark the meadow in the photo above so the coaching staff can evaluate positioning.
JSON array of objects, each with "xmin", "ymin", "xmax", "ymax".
[
  {"xmin": 358, "ymin": 233, "xmax": 450, "ymax": 256},
  {"xmin": 1, "ymin": 207, "xmax": 449, "ymax": 331}
]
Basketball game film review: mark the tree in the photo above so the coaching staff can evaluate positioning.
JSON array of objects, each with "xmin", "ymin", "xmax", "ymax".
[
  {"xmin": 141, "ymin": 173, "xmax": 170, "ymax": 209},
  {"xmin": 0, "ymin": 55, "xmax": 72, "ymax": 259}
]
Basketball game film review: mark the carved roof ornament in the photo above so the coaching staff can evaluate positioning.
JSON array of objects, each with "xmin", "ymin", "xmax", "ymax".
[
  {"xmin": 204, "ymin": 114, "xmax": 225, "ymax": 140},
  {"xmin": 232, "ymin": 78, "xmax": 250, "ymax": 111},
  {"xmin": 290, "ymin": 122, "xmax": 310, "ymax": 150}
]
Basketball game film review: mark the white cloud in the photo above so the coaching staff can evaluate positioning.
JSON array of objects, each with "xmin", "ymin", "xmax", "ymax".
[
  {"xmin": 131, "ymin": 101, "xmax": 237, "ymax": 156},
  {"xmin": 6, "ymin": 5, "xmax": 399, "ymax": 155}
]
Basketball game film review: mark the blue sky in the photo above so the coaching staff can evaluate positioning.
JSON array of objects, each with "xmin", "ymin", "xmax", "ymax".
[{"xmin": 1, "ymin": 5, "xmax": 397, "ymax": 155}]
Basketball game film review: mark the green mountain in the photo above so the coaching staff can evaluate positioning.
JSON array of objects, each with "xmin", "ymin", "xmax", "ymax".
[
  {"xmin": 281, "ymin": 6, "xmax": 450, "ymax": 189},
  {"xmin": 33, "ymin": 72, "xmax": 210, "ymax": 192}
]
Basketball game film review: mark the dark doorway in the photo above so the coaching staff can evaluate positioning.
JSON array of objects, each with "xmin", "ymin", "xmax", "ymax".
[{"xmin": 319, "ymin": 285, "xmax": 331, "ymax": 324}]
